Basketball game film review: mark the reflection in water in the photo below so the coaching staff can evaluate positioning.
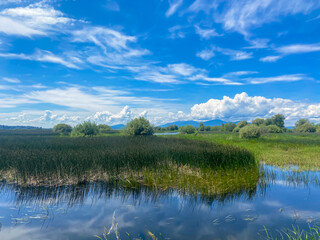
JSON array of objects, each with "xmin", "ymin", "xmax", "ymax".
[{"xmin": 0, "ymin": 165, "xmax": 320, "ymax": 239}]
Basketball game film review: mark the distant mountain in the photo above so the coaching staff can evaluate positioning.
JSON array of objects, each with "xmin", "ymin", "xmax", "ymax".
[
  {"xmin": 159, "ymin": 119, "xmax": 228, "ymax": 128},
  {"xmin": 111, "ymin": 124, "xmax": 125, "ymax": 130},
  {"xmin": 0, "ymin": 125, "xmax": 41, "ymax": 130}
]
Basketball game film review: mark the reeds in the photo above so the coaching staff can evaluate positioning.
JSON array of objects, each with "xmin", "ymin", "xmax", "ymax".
[{"xmin": 0, "ymin": 135, "xmax": 256, "ymax": 190}]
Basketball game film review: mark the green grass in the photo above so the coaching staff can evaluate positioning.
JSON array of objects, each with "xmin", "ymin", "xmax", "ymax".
[
  {"xmin": 0, "ymin": 134, "xmax": 257, "ymax": 197},
  {"xmin": 260, "ymin": 225, "xmax": 320, "ymax": 240},
  {"xmin": 174, "ymin": 132, "xmax": 320, "ymax": 171}
]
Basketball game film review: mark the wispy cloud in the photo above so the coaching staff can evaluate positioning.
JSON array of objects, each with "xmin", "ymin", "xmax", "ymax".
[
  {"xmin": 194, "ymin": 25, "xmax": 223, "ymax": 39},
  {"xmin": 0, "ymin": 49, "xmax": 81, "ymax": 69},
  {"xmin": 187, "ymin": 0, "xmax": 320, "ymax": 36},
  {"xmin": 0, "ymin": 1, "xmax": 72, "ymax": 37},
  {"xmin": 197, "ymin": 45, "xmax": 252, "ymax": 61},
  {"xmin": 245, "ymin": 74, "xmax": 312, "ymax": 84},
  {"xmin": 260, "ymin": 55, "xmax": 282, "ymax": 62},
  {"xmin": 2, "ymin": 77, "xmax": 20, "ymax": 83},
  {"xmin": 166, "ymin": 0, "xmax": 183, "ymax": 17},
  {"xmin": 277, "ymin": 43, "xmax": 320, "ymax": 54}
]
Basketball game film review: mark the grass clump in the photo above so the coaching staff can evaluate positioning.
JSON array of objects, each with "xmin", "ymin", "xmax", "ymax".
[{"xmin": 260, "ymin": 225, "xmax": 320, "ymax": 240}]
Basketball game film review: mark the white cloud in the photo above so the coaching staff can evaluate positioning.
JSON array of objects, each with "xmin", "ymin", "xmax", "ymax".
[
  {"xmin": 168, "ymin": 25, "xmax": 187, "ymax": 39},
  {"xmin": 166, "ymin": 0, "xmax": 183, "ymax": 17},
  {"xmin": 277, "ymin": 43, "xmax": 320, "ymax": 55},
  {"xmin": 188, "ymin": 92, "xmax": 320, "ymax": 124},
  {"xmin": 260, "ymin": 55, "xmax": 282, "ymax": 62},
  {"xmin": 197, "ymin": 46, "xmax": 252, "ymax": 61},
  {"xmin": 0, "ymin": 2, "xmax": 72, "ymax": 37},
  {"xmin": 187, "ymin": 0, "xmax": 320, "ymax": 36},
  {"xmin": 0, "ymin": 15, "xmax": 44, "ymax": 36},
  {"xmin": 167, "ymin": 63, "xmax": 198, "ymax": 76},
  {"xmin": 194, "ymin": 25, "xmax": 222, "ymax": 39},
  {"xmin": 196, "ymin": 48, "xmax": 215, "ymax": 60},
  {"xmin": 0, "ymin": 49, "xmax": 81, "ymax": 69},
  {"xmin": 2, "ymin": 77, "xmax": 20, "ymax": 83},
  {"xmin": 105, "ymin": 1, "xmax": 120, "ymax": 11},
  {"xmin": 245, "ymin": 74, "xmax": 312, "ymax": 84}
]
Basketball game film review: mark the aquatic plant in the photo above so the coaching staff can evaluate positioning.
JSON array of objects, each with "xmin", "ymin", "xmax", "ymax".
[
  {"xmin": 0, "ymin": 135, "xmax": 256, "ymax": 192},
  {"xmin": 260, "ymin": 225, "xmax": 320, "ymax": 240}
]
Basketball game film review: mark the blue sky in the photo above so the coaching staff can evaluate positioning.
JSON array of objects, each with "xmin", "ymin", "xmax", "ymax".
[{"xmin": 0, "ymin": 0, "xmax": 320, "ymax": 127}]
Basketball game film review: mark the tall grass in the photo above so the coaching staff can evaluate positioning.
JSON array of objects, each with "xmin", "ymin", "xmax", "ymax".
[
  {"xmin": 0, "ymin": 135, "xmax": 256, "ymax": 190},
  {"xmin": 260, "ymin": 225, "xmax": 320, "ymax": 240}
]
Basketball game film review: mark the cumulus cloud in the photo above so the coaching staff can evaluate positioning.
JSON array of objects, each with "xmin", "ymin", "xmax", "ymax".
[{"xmin": 187, "ymin": 92, "xmax": 320, "ymax": 124}]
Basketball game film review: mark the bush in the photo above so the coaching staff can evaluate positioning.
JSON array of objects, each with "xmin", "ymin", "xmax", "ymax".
[
  {"xmin": 211, "ymin": 126, "xmax": 223, "ymax": 131},
  {"xmin": 296, "ymin": 123, "xmax": 316, "ymax": 133},
  {"xmin": 125, "ymin": 117, "xmax": 154, "ymax": 136},
  {"xmin": 223, "ymin": 122, "xmax": 236, "ymax": 132},
  {"xmin": 271, "ymin": 114, "xmax": 285, "ymax": 128},
  {"xmin": 53, "ymin": 124, "xmax": 72, "ymax": 136},
  {"xmin": 71, "ymin": 121, "xmax": 99, "ymax": 137},
  {"xmin": 260, "ymin": 124, "xmax": 282, "ymax": 133},
  {"xmin": 179, "ymin": 125, "xmax": 196, "ymax": 134},
  {"xmin": 97, "ymin": 124, "xmax": 112, "ymax": 134},
  {"xmin": 237, "ymin": 121, "xmax": 248, "ymax": 128},
  {"xmin": 167, "ymin": 124, "xmax": 178, "ymax": 131},
  {"xmin": 239, "ymin": 125, "xmax": 261, "ymax": 139}
]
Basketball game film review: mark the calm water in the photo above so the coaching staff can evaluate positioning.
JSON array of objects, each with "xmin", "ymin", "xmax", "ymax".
[{"xmin": 0, "ymin": 165, "xmax": 319, "ymax": 240}]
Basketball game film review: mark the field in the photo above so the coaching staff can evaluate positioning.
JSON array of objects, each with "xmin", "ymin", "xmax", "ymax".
[{"xmin": 175, "ymin": 132, "xmax": 320, "ymax": 171}]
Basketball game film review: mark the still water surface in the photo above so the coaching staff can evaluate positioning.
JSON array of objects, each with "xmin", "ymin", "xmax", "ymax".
[{"xmin": 0, "ymin": 165, "xmax": 319, "ymax": 240}]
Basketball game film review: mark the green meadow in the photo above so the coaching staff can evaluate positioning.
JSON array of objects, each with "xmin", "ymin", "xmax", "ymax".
[{"xmin": 175, "ymin": 132, "xmax": 320, "ymax": 171}]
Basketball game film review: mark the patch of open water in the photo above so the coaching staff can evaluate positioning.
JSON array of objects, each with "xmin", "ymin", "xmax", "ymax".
[{"xmin": 0, "ymin": 165, "xmax": 319, "ymax": 240}]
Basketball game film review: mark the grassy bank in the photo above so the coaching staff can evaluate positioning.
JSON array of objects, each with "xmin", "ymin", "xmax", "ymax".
[
  {"xmin": 0, "ymin": 135, "xmax": 257, "ymax": 196},
  {"xmin": 174, "ymin": 132, "xmax": 320, "ymax": 171}
]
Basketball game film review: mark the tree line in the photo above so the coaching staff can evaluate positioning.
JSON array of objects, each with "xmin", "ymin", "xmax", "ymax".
[{"xmin": 53, "ymin": 114, "xmax": 320, "ymax": 138}]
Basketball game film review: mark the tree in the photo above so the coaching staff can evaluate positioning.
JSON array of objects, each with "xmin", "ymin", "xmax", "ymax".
[
  {"xmin": 198, "ymin": 122, "xmax": 205, "ymax": 131},
  {"xmin": 125, "ymin": 117, "xmax": 154, "ymax": 136},
  {"xmin": 179, "ymin": 125, "xmax": 196, "ymax": 134},
  {"xmin": 252, "ymin": 118, "xmax": 265, "ymax": 126},
  {"xmin": 71, "ymin": 121, "xmax": 99, "ymax": 137},
  {"xmin": 260, "ymin": 124, "xmax": 282, "ymax": 133},
  {"xmin": 167, "ymin": 124, "xmax": 178, "ymax": 131},
  {"xmin": 239, "ymin": 125, "xmax": 261, "ymax": 139},
  {"xmin": 53, "ymin": 123, "xmax": 72, "ymax": 136},
  {"xmin": 223, "ymin": 122, "xmax": 236, "ymax": 132},
  {"xmin": 295, "ymin": 118, "xmax": 310, "ymax": 128},
  {"xmin": 205, "ymin": 126, "xmax": 211, "ymax": 131},
  {"xmin": 237, "ymin": 121, "xmax": 248, "ymax": 128},
  {"xmin": 211, "ymin": 126, "xmax": 223, "ymax": 131},
  {"xmin": 264, "ymin": 118, "xmax": 273, "ymax": 126},
  {"xmin": 271, "ymin": 114, "xmax": 285, "ymax": 128},
  {"xmin": 97, "ymin": 124, "xmax": 112, "ymax": 134},
  {"xmin": 296, "ymin": 123, "xmax": 316, "ymax": 133}
]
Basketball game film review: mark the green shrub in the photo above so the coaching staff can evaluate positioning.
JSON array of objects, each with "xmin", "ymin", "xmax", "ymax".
[
  {"xmin": 252, "ymin": 118, "xmax": 265, "ymax": 126},
  {"xmin": 233, "ymin": 121, "xmax": 248, "ymax": 132},
  {"xmin": 239, "ymin": 125, "xmax": 261, "ymax": 139},
  {"xmin": 317, "ymin": 125, "xmax": 320, "ymax": 133},
  {"xmin": 271, "ymin": 114, "xmax": 285, "ymax": 128},
  {"xmin": 71, "ymin": 121, "xmax": 99, "ymax": 137},
  {"xmin": 53, "ymin": 123, "xmax": 72, "ymax": 136},
  {"xmin": 260, "ymin": 124, "xmax": 282, "ymax": 133},
  {"xmin": 125, "ymin": 117, "xmax": 153, "ymax": 136},
  {"xmin": 167, "ymin": 124, "xmax": 178, "ymax": 131},
  {"xmin": 296, "ymin": 123, "xmax": 316, "ymax": 133},
  {"xmin": 179, "ymin": 125, "xmax": 196, "ymax": 134},
  {"xmin": 211, "ymin": 126, "xmax": 223, "ymax": 131},
  {"xmin": 97, "ymin": 124, "xmax": 112, "ymax": 134},
  {"xmin": 223, "ymin": 122, "xmax": 236, "ymax": 132}
]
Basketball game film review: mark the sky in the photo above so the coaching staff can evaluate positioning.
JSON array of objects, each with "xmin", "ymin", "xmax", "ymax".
[{"xmin": 0, "ymin": 0, "xmax": 320, "ymax": 127}]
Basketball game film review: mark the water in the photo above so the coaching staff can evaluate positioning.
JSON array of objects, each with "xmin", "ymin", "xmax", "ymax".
[{"xmin": 0, "ymin": 165, "xmax": 319, "ymax": 240}]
